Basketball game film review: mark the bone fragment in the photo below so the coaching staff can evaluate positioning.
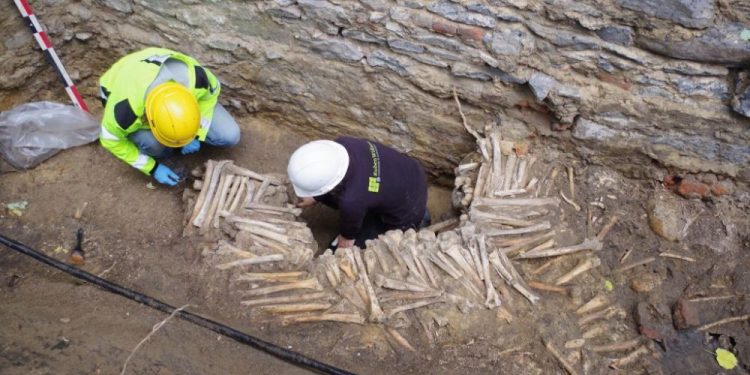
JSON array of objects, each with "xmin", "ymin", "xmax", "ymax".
[
  {"xmin": 193, "ymin": 180, "xmax": 203, "ymax": 191},
  {"xmin": 489, "ymin": 129, "xmax": 503, "ymax": 192},
  {"xmin": 429, "ymin": 253, "xmax": 462, "ymax": 279},
  {"xmin": 252, "ymin": 179, "xmax": 271, "ymax": 203},
  {"xmin": 467, "ymin": 240, "xmax": 484, "ymax": 281},
  {"xmin": 596, "ymin": 215, "xmax": 619, "ymax": 241},
  {"xmin": 425, "ymin": 217, "xmax": 460, "ymax": 233},
  {"xmin": 478, "ymin": 138, "xmax": 491, "ymax": 162},
  {"xmin": 591, "ymin": 339, "xmax": 642, "ymax": 353},
  {"xmin": 518, "ymin": 238, "xmax": 603, "ymax": 259},
  {"xmin": 216, "ymin": 254, "xmax": 284, "ymax": 270},
  {"xmin": 228, "ymin": 177, "xmax": 248, "ymax": 213},
  {"xmin": 609, "ymin": 345, "xmax": 649, "ymax": 370},
  {"xmin": 501, "ymin": 153, "xmax": 517, "ymax": 191},
  {"xmin": 401, "ymin": 252, "xmax": 427, "ymax": 285},
  {"xmin": 378, "ymin": 290, "xmax": 443, "ymax": 303},
  {"xmin": 190, "ymin": 160, "xmax": 215, "ymax": 226},
  {"xmin": 567, "ymin": 166, "xmax": 575, "ymax": 198},
  {"xmin": 484, "ymin": 221, "xmax": 551, "ymax": 237},
  {"xmin": 386, "ymin": 298, "xmax": 445, "ymax": 318},
  {"xmin": 363, "ymin": 248, "xmax": 378, "ymax": 275},
  {"xmin": 336, "ymin": 283, "xmax": 367, "ymax": 312},
  {"xmin": 612, "ymin": 257, "xmax": 656, "ymax": 274},
  {"xmin": 511, "ymin": 157, "xmax": 527, "ymax": 190},
  {"xmin": 659, "ymin": 252, "xmax": 696, "ymax": 262},
  {"xmin": 479, "ymin": 236, "xmax": 501, "ymax": 308},
  {"xmin": 492, "ymin": 188, "xmax": 527, "ymax": 197},
  {"xmin": 417, "ymin": 254, "xmax": 441, "ymax": 288},
  {"xmin": 496, "ymin": 231, "xmax": 555, "ymax": 257},
  {"xmin": 338, "ymin": 254, "xmax": 357, "ymax": 280},
  {"xmin": 452, "ymin": 88, "xmax": 481, "ymax": 140},
  {"xmin": 248, "ymin": 234, "xmax": 290, "ymax": 254},
  {"xmin": 489, "ymin": 251, "xmax": 540, "ymax": 304},
  {"xmin": 408, "ymin": 246, "xmax": 430, "ymax": 283},
  {"xmin": 565, "ymin": 339, "xmax": 586, "ymax": 349},
  {"xmin": 560, "ymin": 191, "xmax": 581, "ymax": 211},
  {"xmin": 224, "ymin": 164, "xmax": 284, "ymax": 185},
  {"xmin": 194, "ymin": 160, "xmax": 230, "ymax": 228},
  {"xmin": 374, "ymin": 274, "xmax": 434, "ymax": 292},
  {"xmin": 258, "ymin": 303, "xmax": 333, "ymax": 314},
  {"xmin": 544, "ymin": 339, "xmax": 579, "ymax": 375},
  {"xmin": 237, "ymin": 271, "xmax": 306, "ymax": 282},
  {"xmin": 240, "ymin": 292, "xmax": 328, "ymax": 307},
  {"xmin": 243, "ymin": 278, "xmax": 321, "ymax": 297},
  {"xmin": 529, "ymin": 257, "xmax": 560, "ymax": 276},
  {"xmin": 353, "ymin": 249, "xmax": 386, "ymax": 323},
  {"xmin": 582, "ymin": 324, "xmax": 606, "ymax": 339},
  {"xmin": 697, "ymin": 314, "xmax": 750, "ymax": 332},
  {"xmin": 528, "ymin": 281, "xmax": 569, "ymax": 295},
  {"xmin": 217, "ymin": 240, "xmax": 255, "ymax": 258},
  {"xmin": 236, "ymin": 223, "xmax": 291, "ymax": 245},
  {"xmin": 457, "ymin": 162, "xmax": 479, "ymax": 173},
  {"xmin": 382, "ymin": 236, "xmax": 407, "ymax": 270},
  {"xmin": 242, "ymin": 180, "xmax": 257, "ymax": 209},
  {"xmin": 444, "ymin": 245, "xmax": 483, "ymax": 289},
  {"xmin": 223, "ymin": 176, "xmax": 241, "ymax": 211},
  {"xmin": 520, "ymin": 238, "xmax": 555, "ymax": 257},
  {"xmin": 371, "ymin": 244, "xmax": 391, "ymax": 274},
  {"xmin": 246, "ymin": 203, "xmax": 302, "ymax": 216},
  {"xmin": 555, "ymin": 257, "xmax": 601, "ymax": 285},
  {"xmin": 470, "ymin": 209, "xmax": 536, "ymax": 227},
  {"xmin": 211, "ymin": 173, "xmax": 234, "ymax": 229},
  {"xmin": 521, "ymin": 156, "xmax": 537, "ymax": 188},
  {"xmin": 472, "ymin": 197, "xmax": 560, "ymax": 207},
  {"xmin": 385, "ymin": 327, "xmax": 416, "ymax": 352},
  {"xmin": 578, "ymin": 305, "xmax": 623, "ymax": 326},
  {"xmin": 282, "ymin": 313, "xmax": 365, "ymax": 325},
  {"xmin": 472, "ymin": 163, "xmax": 489, "ymax": 200},
  {"xmin": 224, "ymin": 214, "xmax": 287, "ymax": 233},
  {"xmin": 576, "ymin": 294, "xmax": 609, "ymax": 315}
]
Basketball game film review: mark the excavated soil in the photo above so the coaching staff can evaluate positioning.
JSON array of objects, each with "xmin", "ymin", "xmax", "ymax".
[{"xmin": 1, "ymin": 112, "xmax": 749, "ymax": 375}]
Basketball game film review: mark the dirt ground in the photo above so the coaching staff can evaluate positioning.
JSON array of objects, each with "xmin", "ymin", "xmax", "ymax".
[{"xmin": 1, "ymin": 110, "xmax": 749, "ymax": 374}]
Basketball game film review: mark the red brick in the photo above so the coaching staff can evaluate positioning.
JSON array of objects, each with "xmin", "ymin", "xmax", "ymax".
[
  {"xmin": 431, "ymin": 20, "xmax": 457, "ymax": 36},
  {"xmin": 457, "ymin": 25, "xmax": 485, "ymax": 43},
  {"xmin": 676, "ymin": 178, "xmax": 710, "ymax": 199}
]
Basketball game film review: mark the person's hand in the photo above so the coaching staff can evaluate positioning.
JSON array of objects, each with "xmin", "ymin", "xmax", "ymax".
[
  {"xmin": 181, "ymin": 139, "xmax": 201, "ymax": 155},
  {"xmin": 296, "ymin": 197, "xmax": 317, "ymax": 208},
  {"xmin": 153, "ymin": 164, "xmax": 180, "ymax": 186},
  {"xmin": 336, "ymin": 234, "xmax": 355, "ymax": 249}
]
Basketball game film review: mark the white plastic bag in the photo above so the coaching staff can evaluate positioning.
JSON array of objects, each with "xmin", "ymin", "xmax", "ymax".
[{"xmin": 0, "ymin": 101, "xmax": 99, "ymax": 169}]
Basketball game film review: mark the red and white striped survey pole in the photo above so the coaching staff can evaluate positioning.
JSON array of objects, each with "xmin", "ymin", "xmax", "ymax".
[{"xmin": 13, "ymin": 0, "xmax": 89, "ymax": 112}]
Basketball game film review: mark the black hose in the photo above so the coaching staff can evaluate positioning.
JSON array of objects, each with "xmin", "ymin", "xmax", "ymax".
[{"xmin": 0, "ymin": 233, "xmax": 355, "ymax": 375}]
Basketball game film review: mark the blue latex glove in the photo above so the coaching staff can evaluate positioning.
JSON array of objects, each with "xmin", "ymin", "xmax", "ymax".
[
  {"xmin": 181, "ymin": 139, "xmax": 201, "ymax": 155},
  {"xmin": 153, "ymin": 164, "xmax": 180, "ymax": 186}
]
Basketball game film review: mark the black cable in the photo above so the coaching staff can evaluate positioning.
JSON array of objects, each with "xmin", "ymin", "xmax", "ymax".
[{"xmin": 0, "ymin": 233, "xmax": 355, "ymax": 375}]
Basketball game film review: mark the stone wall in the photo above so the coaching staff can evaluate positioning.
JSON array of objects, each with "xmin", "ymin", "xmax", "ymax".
[{"xmin": 1, "ymin": 0, "xmax": 748, "ymax": 183}]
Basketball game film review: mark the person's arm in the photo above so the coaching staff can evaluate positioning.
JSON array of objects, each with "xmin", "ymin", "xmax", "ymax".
[
  {"xmin": 338, "ymin": 199, "xmax": 367, "ymax": 246},
  {"xmin": 99, "ymin": 106, "xmax": 156, "ymax": 175},
  {"xmin": 193, "ymin": 65, "xmax": 221, "ymax": 141}
]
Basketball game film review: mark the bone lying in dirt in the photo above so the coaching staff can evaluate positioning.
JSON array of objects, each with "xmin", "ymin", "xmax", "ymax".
[
  {"xmin": 217, "ymin": 241, "xmax": 255, "ymax": 258},
  {"xmin": 555, "ymin": 257, "xmax": 601, "ymax": 285},
  {"xmin": 282, "ymin": 313, "xmax": 365, "ymax": 325},
  {"xmin": 429, "ymin": 252, "xmax": 462, "ymax": 279},
  {"xmin": 483, "ymin": 221, "xmax": 551, "ymax": 237},
  {"xmin": 245, "ymin": 203, "xmax": 302, "ymax": 216},
  {"xmin": 425, "ymin": 217, "xmax": 460, "ymax": 233},
  {"xmin": 609, "ymin": 345, "xmax": 649, "ymax": 370},
  {"xmin": 386, "ymin": 298, "xmax": 446, "ymax": 318},
  {"xmin": 386, "ymin": 327, "xmax": 416, "ymax": 352},
  {"xmin": 518, "ymin": 238, "xmax": 603, "ymax": 259},
  {"xmin": 192, "ymin": 160, "xmax": 230, "ymax": 228},
  {"xmin": 479, "ymin": 236, "xmax": 501, "ymax": 308},
  {"xmin": 258, "ymin": 303, "xmax": 333, "ymax": 314},
  {"xmin": 473, "ymin": 197, "xmax": 560, "ymax": 207},
  {"xmin": 236, "ymin": 271, "xmax": 306, "ymax": 282},
  {"xmin": 252, "ymin": 179, "xmax": 271, "ymax": 203},
  {"xmin": 528, "ymin": 281, "xmax": 569, "ymax": 295},
  {"xmin": 235, "ymin": 223, "xmax": 292, "ymax": 245},
  {"xmin": 578, "ymin": 305, "xmax": 624, "ymax": 326},
  {"xmin": 489, "ymin": 251, "xmax": 540, "ymax": 304},
  {"xmin": 353, "ymin": 247, "xmax": 386, "ymax": 323},
  {"xmin": 374, "ymin": 274, "xmax": 435, "ymax": 292},
  {"xmin": 223, "ymin": 164, "xmax": 284, "ymax": 185},
  {"xmin": 470, "ymin": 209, "xmax": 537, "ymax": 227},
  {"xmin": 224, "ymin": 213, "xmax": 287, "ymax": 233},
  {"xmin": 576, "ymin": 294, "xmax": 609, "ymax": 315},
  {"xmin": 240, "ymin": 292, "xmax": 329, "ymax": 307},
  {"xmin": 242, "ymin": 278, "xmax": 321, "ymax": 297},
  {"xmin": 378, "ymin": 290, "xmax": 444, "ymax": 303},
  {"xmin": 216, "ymin": 254, "xmax": 284, "ymax": 270}
]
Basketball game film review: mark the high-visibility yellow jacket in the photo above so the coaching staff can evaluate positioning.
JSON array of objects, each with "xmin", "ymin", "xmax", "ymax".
[{"xmin": 98, "ymin": 47, "xmax": 220, "ymax": 174}]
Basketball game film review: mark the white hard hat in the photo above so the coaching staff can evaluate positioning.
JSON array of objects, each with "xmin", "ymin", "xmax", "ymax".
[{"xmin": 287, "ymin": 140, "xmax": 350, "ymax": 197}]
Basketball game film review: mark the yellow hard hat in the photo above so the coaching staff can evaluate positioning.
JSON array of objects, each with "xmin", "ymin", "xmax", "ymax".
[{"xmin": 145, "ymin": 82, "xmax": 200, "ymax": 148}]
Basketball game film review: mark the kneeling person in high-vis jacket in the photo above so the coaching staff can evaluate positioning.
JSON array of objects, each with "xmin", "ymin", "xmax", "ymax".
[
  {"xmin": 99, "ymin": 47, "xmax": 240, "ymax": 186},
  {"xmin": 288, "ymin": 137, "xmax": 430, "ymax": 250}
]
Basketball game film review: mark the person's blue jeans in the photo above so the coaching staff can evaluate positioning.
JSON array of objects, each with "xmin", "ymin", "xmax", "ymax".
[{"xmin": 129, "ymin": 104, "xmax": 240, "ymax": 158}]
